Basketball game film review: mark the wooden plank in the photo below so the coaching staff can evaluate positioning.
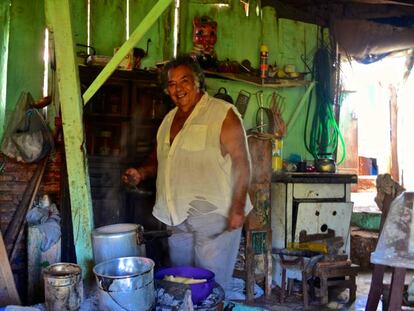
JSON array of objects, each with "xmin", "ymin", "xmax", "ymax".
[
  {"xmin": 365, "ymin": 264, "xmax": 386, "ymax": 311},
  {"xmin": 0, "ymin": 231, "xmax": 21, "ymax": 306},
  {"xmin": 205, "ymin": 71, "xmax": 310, "ymax": 88},
  {"xmin": 45, "ymin": 0, "xmax": 94, "ymax": 278},
  {"xmin": 387, "ymin": 267, "xmax": 406, "ymax": 311},
  {"xmin": 4, "ymin": 156, "xmax": 48, "ymax": 257}
]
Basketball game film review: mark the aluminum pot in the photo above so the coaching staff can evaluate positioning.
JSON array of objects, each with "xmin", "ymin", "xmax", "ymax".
[
  {"xmin": 93, "ymin": 256, "xmax": 155, "ymax": 311},
  {"xmin": 92, "ymin": 223, "xmax": 146, "ymax": 265}
]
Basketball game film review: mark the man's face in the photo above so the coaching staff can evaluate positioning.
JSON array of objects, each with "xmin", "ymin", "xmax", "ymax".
[{"xmin": 167, "ymin": 65, "xmax": 201, "ymax": 111}]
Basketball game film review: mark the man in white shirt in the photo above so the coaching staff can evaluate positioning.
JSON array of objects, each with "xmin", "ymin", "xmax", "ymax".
[{"xmin": 122, "ymin": 54, "xmax": 252, "ymax": 293}]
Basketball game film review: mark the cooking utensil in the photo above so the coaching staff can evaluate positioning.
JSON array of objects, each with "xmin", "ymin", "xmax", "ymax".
[
  {"xmin": 213, "ymin": 87, "xmax": 234, "ymax": 104},
  {"xmin": 235, "ymin": 90, "xmax": 251, "ymax": 118},
  {"xmin": 315, "ymin": 158, "xmax": 336, "ymax": 173},
  {"xmin": 270, "ymin": 92, "xmax": 286, "ymax": 137},
  {"xmin": 92, "ymin": 223, "xmax": 171, "ymax": 265},
  {"xmin": 93, "ymin": 256, "xmax": 155, "ymax": 311},
  {"xmin": 92, "ymin": 223, "xmax": 146, "ymax": 264},
  {"xmin": 256, "ymin": 91, "xmax": 275, "ymax": 133}
]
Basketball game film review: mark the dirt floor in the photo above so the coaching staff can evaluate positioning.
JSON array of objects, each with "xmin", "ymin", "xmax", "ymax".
[
  {"xmin": 240, "ymin": 268, "xmax": 414, "ymax": 311},
  {"xmin": 27, "ymin": 267, "xmax": 414, "ymax": 310}
]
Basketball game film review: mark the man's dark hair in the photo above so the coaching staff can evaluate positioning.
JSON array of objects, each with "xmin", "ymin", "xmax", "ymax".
[{"xmin": 160, "ymin": 54, "xmax": 206, "ymax": 92}]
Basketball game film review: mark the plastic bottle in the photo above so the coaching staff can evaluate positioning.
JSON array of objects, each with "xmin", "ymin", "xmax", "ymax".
[{"xmin": 260, "ymin": 44, "xmax": 269, "ymax": 80}]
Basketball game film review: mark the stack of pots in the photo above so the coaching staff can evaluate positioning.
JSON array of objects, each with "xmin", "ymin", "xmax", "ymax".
[{"xmin": 92, "ymin": 223, "xmax": 155, "ymax": 311}]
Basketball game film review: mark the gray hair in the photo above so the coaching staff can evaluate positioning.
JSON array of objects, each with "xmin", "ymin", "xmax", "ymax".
[{"xmin": 160, "ymin": 54, "xmax": 206, "ymax": 93}]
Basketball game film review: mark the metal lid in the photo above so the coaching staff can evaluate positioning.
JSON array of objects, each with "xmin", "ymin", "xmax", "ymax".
[{"xmin": 93, "ymin": 223, "xmax": 139, "ymax": 235}]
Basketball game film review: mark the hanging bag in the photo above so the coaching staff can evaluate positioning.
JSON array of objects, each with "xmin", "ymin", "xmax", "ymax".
[{"xmin": 1, "ymin": 92, "xmax": 54, "ymax": 163}]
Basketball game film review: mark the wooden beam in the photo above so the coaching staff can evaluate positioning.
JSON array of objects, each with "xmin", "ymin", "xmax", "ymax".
[
  {"xmin": 82, "ymin": 0, "xmax": 173, "ymax": 105},
  {"xmin": 341, "ymin": 2, "xmax": 414, "ymax": 19},
  {"xmin": 45, "ymin": 0, "xmax": 94, "ymax": 278},
  {"xmin": 262, "ymin": 0, "xmax": 414, "ymax": 26},
  {"xmin": 262, "ymin": 0, "xmax": 328, "ymax": 26}
]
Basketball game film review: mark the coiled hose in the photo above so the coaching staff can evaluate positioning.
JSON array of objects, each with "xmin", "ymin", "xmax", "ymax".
[{"xmin": 304, "ymin": 46, "xmax": 346, "ymax": 164}]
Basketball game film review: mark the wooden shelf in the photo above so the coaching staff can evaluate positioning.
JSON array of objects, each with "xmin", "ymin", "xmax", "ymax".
[{"xmin": 205, "ymin": 71, "xmax": 309, "ymax": 88}]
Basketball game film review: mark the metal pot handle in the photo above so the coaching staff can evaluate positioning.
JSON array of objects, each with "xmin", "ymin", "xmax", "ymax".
[
  {"xmin": 136, "ymin": 225, "xmax": 145, "ymax": 245},
  {"xmin": 217, "ymin": 87, "xmax": 228, "ymax": 94}
]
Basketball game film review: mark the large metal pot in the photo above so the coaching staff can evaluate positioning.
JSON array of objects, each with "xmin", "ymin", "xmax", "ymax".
[
  {"xmin": 92, "ymin": 223, "xmax": 146, "ymax": 265},
  {"xmin": 93, "ymin": 256, "xmax": 155, "ymax": 311}
]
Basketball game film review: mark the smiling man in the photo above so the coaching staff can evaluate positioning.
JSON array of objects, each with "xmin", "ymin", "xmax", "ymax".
[{"xmin": 122, "ymin": 54, "xmax": 252, "ymax": 294}]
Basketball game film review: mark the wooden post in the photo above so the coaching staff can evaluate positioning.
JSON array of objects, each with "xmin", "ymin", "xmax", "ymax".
[
  {"xmin": 45, "ymin": 0, "xmax": 94, "ymax": 278},
  {"xmin": 389, "ymin": 85, "xmax": 399, "ymax": 182}
]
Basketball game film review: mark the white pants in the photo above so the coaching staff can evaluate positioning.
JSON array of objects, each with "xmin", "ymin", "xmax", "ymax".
[{"xmin": 168, "ymin": 213, "xmax": 242, "ymax": 292}]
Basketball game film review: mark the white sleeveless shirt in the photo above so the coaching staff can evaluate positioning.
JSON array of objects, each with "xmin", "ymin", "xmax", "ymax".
[{"xmin": 153, "ymin": 93, "xmax": 253, "ymax": 226}]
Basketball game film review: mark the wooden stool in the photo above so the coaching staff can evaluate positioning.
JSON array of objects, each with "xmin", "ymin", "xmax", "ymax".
[
  {"xmin": 274, "ymin": 249, "xmax": 323, "ymax": 309},
  {"xmin": 313, "ymin": 262, "xmax": 359, "ymax": 304}
]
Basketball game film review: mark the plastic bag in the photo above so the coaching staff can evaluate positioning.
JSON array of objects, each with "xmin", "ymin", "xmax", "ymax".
[{"xmin": 1, "ymin": 92, "xmax": 54, "ymax": 163}]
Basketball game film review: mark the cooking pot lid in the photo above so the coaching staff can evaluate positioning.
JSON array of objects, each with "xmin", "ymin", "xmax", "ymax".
[{"xmin": 93, "ymin": 223, "xmax": 141, "ymax": 235}]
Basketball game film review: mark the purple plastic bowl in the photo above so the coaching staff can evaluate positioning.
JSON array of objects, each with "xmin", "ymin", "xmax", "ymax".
[{"xmin": 155, "ymin": 266, "xmax": 215, "ymax": 304}]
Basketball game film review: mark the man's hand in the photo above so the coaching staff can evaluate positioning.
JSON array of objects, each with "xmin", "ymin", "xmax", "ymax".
[
  {"xmin": 227, "ymin": 206, "xmax": 245, "ymax": 230},
  {"xmin": 122, "ymin": 168, "xmax": 144, "ymax": 187}
]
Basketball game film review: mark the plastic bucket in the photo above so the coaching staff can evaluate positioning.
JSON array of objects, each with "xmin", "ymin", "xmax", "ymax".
[
  {"xmin": 92, "ymin": 223, "xmax": 146, "ymax": 264},
  {"xmin": 93, "ymin": 256, "xmax": 155, "ymax": 311},
  {"xmin": 155, "ymin": 266, "xmax": 215, "ymax": 304},
  {"xmin": 43, "ymin": 263, "xmax": 83, "ymax": 311}
]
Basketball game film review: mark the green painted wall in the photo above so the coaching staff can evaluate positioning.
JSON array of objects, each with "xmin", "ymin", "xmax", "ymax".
[
  {"xmin": 0, "ymin": 0, "xmax": 325, "ymax": 163},
  {"xmin": 129, "ymin": 0, "xmax": 175, "ymax": 67},
  {"xmin": 5, "ymin": 0, "xmax": 58, "ymax": 132},
  {"xmin": 0, "ymin": 0, "xmax": 338, "ymax": 270},
  {"xmin": 0, "ymin": 1, "xmax": 11, "ymax": 141},
  {"xmin": 179, "ymin": 0, "xmax": 321, "ymax": 160},
  {"xmin": 4, "ymin": 0, "xmax": 45, "ymax": 136},
  {"xmin": 87, "ymin": 0, "xmax": 174, "ymax": 68}
]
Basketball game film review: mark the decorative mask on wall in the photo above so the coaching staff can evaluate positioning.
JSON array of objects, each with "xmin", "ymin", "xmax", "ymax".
[
  {"xmin": 192, "ymin": 16, "xmax": 217, "ymax": 55},
  {"xmin": 192, "ymin": 16, "xmax": 218, "ymax": 69}
]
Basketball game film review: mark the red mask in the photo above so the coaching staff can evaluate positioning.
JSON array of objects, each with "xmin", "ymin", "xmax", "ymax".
[{"xmin": 192, "ymin": 16, "xmax": 217, "ymax": 54}]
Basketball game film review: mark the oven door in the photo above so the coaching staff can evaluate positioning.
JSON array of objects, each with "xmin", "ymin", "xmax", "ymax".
[{"xmin": 294, "ymin": 202, "xmax": 353, "ymax": 255}]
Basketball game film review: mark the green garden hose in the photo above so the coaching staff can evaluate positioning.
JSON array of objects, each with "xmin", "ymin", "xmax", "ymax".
[{"xmin": 304, "ymin": 46, "xmax": 346, "ymax": 164}]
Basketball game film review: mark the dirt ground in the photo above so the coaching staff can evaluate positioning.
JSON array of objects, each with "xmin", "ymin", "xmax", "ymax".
[{"xmin": 240, "ymin": 268, "xmax": 414, "ymax": 311}]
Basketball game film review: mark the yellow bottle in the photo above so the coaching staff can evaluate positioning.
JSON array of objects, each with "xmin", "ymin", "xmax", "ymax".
[{"xmin": 272, "ymin": 138, "xmax": 283, "ymax": 172}]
